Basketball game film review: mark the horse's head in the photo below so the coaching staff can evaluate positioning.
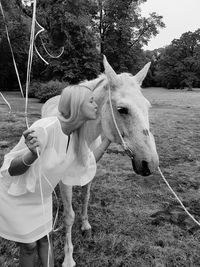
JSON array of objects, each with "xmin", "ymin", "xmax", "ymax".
[{"xmin": 101, "ymin": 56, "xmax": 159, "ymax": 176}]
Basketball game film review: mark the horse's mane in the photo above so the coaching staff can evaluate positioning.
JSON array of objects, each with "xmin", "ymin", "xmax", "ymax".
[{"xmin": 80, "ymin": 74, "xmax": 107, "ymax": 93}]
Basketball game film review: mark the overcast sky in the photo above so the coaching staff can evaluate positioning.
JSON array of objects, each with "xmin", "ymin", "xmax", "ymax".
[{"xmin": 141, "ymin": 0, "xmax": 200, "ymax": 50}]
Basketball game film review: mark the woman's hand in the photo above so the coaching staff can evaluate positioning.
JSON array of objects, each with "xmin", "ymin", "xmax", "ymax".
[
  {"xmin": 23, "ymin": 129, "xmax": 40, "ymax": 156},
  {"xmin": 93, "ymin": 137, "xmax": 111, "ymax": 162}
]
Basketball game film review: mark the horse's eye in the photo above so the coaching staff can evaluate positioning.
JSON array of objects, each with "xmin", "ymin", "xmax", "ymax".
[{"xmin": 117, "ymin": 107, "xmax": 129, "ymax": 115}]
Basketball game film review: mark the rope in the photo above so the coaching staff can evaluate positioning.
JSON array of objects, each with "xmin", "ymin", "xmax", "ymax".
[
  {"xmin": 108, "ymin": 85, "xmax": 128, "ymax": 150},
  {"xmin": 158, "ymin": 167, "xmax": 200, "ymax": 227},
  {"xmin": 107, "ymin": 79, "xmax": 200, "ymax": 228}
]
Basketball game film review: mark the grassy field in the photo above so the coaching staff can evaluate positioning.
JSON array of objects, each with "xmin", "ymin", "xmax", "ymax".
[{"xmin": 1, "ymin": 88, "xmax": 200, "ymax": 266}]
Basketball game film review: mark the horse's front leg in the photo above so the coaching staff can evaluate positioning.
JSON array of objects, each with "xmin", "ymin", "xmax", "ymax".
[
  {"xmin": 59, "ymin": 183, "xmax": 76, "ymax": 267},
  {"xmin": 81, "ymin": 181, "xmax": 92, "ymax": 234}
]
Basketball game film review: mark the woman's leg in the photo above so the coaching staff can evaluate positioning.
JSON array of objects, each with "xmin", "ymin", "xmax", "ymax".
[
  {"xmin": 37, "ymin": 235, "xmax": 54, "ymax": 267},
  {"xmin": 18, "ymin": 241, "xmax": 37, "ymax": 267}
]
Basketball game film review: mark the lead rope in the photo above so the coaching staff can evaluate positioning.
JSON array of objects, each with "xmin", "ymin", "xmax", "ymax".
[
  {"xmin": 158, "ymin": 167, "xmax": 200, "ymax": 227},
  {"xmin": 108, "ymin": 84, "xmax": 200, "ymax": 227},
  {"xmin": 108, "ymin": 84, "xmax": 134, "ymax": 157}
]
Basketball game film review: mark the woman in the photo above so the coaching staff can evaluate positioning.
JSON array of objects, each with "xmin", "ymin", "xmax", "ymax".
[{"xmin": 0, "ymin": 85, "xmax": 110, "ymax": 267}]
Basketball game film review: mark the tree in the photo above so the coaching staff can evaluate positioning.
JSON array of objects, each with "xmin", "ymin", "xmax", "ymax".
[
  {"xmin": 142, "ymin": 48, "xmax": 164, "ymax": 87},
  {"xmin": 34, "ymin": 0, "xmax": 101, "ymax": 83},
  {"xmin": 0, "ymin": 0, "xmax": 29, "ymax": 90},
  {"xmin": 154, "ymin": 29, "xmax": 200, "ymax": 89},
  {"xmin": 92, "ymin": 0, "xmax": 165, "ymax": 73},
  {"xmin": 0, "ymin": 0, "xmax": 165, "ymax": 90},
  {"xmin": 2, "ymin": 0, "xmax": 101, "ymax": 85}
]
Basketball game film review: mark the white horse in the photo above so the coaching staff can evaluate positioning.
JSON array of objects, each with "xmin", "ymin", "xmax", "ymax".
[{"xmin": 42, "ymin": 56, "xmax": 159, "ymax": 267}]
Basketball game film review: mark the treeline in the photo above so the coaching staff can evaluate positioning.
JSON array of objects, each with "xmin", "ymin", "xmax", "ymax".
[
  {"xmin": 144, "ymin": 29, "xmax": 200, "ymax": 89},
  {"xmin": 0, "ymin": 0, "xmax": 164, "ymax": 91},
  {"xmin": 1, "ymin": 1, "xmax": 199, "ymax": 91}
]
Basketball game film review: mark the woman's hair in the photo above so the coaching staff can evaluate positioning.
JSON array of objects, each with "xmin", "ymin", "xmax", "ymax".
[{"xmin": 58, "ymin": 85, "xmax": 92, "ymax": 165}]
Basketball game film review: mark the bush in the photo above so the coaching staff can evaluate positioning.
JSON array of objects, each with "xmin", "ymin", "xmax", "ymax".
[
  {"xmin": 28, "ymin": 81, "xmax": 41, "ymax": 98},
  {"xmin": 35, "ymin": 80, "xmax": 68, "ymax": 103}
]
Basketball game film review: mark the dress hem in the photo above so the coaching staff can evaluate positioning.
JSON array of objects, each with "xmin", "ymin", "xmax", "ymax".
[{"xmin": 0, "ymin": 227, "xmax": 53, "ymax": 243}]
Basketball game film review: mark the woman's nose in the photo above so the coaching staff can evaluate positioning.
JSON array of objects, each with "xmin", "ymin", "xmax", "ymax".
[{"xmin": 94, "ymin": 102, "xmax": 98, "ymax": 109}]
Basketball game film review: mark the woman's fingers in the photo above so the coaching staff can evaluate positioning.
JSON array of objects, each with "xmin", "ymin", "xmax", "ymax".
[
  {"xmin": 23, "ymin": 130, "xmax": 38, "ymax": 142},
  {"xmin": 23, "ymin": 129, "xmax": 41, "ymax": 155},
  {"xmin": 23, "ymin": 129, "xmax": 35, "ymax": 138},
  {"xmin": 29, "ymin": 137, "xmax": 37, "ymax": 144}
]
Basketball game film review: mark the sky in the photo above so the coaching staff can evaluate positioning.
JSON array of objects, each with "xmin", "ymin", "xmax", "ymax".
[{"xmin": 141, "ymin": 0, "xmax": 200, "ymax": 50}]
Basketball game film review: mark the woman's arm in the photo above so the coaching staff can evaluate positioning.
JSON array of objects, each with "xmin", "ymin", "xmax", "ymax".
[
  {"xmin": 93, "ymin": 138, "xmax": 111, "ymax": 162},
  {"xmin": 8, "ymin": 129, "xmax": 40, "ymax": 176},
  {"xmin": 8, "ymin": 151, "xmax": 38, "ymax": 176}
]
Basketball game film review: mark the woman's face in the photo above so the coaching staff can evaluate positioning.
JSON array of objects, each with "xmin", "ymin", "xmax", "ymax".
[{"xmin": 81, "ymin": 91, "xmax": 98, "ymax": 120}]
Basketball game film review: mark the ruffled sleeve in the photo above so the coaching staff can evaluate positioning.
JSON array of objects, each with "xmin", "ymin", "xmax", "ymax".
[{"xmin": 0, "ymin": 125, "xmax": 48, "ymax": 196}]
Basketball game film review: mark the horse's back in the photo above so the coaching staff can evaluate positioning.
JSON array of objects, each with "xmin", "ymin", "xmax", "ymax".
[{"xmin": 41, "ymin": 95, "xmax": 61, "ymax": 118}]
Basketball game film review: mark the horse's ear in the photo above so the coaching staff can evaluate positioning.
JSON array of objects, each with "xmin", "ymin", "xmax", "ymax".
[
  {"xmin": 103, "ymin": 55, "xmax": 118, "ymax": 88},
  {"xmin": 134, "ymin": 62, "xmax": 151, "ymax": 86}
]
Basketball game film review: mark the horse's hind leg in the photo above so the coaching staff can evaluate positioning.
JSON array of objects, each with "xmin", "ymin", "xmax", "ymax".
[
  {"xmin": 59, "ymin": 183, "xmax": 76, "ymax": 267},
  {"xmin": 81, "ymin": 181, "xmax": 92, "ymax": 235}
]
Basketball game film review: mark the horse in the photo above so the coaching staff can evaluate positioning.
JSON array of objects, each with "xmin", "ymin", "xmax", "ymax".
[{"xmin": 41, "ymin": 56, "xmax": 159, "ymax": 267}]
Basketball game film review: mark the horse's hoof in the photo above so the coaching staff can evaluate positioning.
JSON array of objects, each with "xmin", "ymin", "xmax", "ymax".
[
  {"xmin": 62, "ymin": 260, "xmax": 76, "ymax": 267},
  {"xmin": 81, "ymin": 220, "xmax": 91, "ymax": 232},
  {"xmin": 82, "ymin": 228, "xmax": 92, "ymax": 239},
  {"xmin": 62, "ymin": 255, "xmax": 76, "ymax": 267}
]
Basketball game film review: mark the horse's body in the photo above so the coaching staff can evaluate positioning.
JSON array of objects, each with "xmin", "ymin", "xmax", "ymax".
[{"xmin": 42, "ymin": 57, "xmax": 159, "ymax": 267}]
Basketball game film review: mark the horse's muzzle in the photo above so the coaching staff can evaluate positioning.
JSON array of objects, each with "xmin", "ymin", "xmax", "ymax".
[{"xmin": 131, "ymin": 159, "xmax": 151, "ymax": 176}]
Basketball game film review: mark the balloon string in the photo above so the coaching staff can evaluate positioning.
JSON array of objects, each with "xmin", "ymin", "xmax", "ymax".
[
  {"xmin": 0, "ymin": 0, "xmax": 24, "ymax": 98},
  {"xmin": 34, "ymin": 19, "xmax": 49, "ymax": 65},
  {"xmin": 25, "ymin": 0, "xmax": 37, "ymax": 129},
  {"xmin": 1, "ymin": 3, "xmax": 61, "ymax": 265},
  {"xmin": 0, "ymin": 92, "xmax": 11, "ymax": 112},
  {"xmin": 34, "ymin": 19, "xmax": 64, "ymax": 65},
  {"xmin": 37, "ymin": 148, "xmax": 52, "ymax": 267}
]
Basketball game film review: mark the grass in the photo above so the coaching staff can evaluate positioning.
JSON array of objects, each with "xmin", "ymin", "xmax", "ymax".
[{"xmin": 1, "ymin": 88, "xmax": 200, "ymax": 266}]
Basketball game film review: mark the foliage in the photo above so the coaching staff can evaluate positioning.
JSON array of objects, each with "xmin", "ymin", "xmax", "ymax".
[
  {"xmin": 148, "ymin": 29, "xmax": 200, "ymax": 89},
  {"xmin": 93, "ymin": 0, "xmax": 165, "ymax": 73},
  {"xmin": 34, "ymin": 0, "xmax": 101, "ymax": 83},
  {"xmin": 0, "ymin": 1, "xmax": 29, "ymax": 90},
  {"xmin": 142, "ymin": 48, "xmax": 164, "ymax": 87},
  {"xmin": 35, "ymin": 80, "xmax": 68, "ymax": 103},
  {"xmin": 27, "ymin": 81, "xmax": 41, "ymax": 98},
  {"xmin": 0, "ymin": 0, "xmax": 165, "ymax": 91}
]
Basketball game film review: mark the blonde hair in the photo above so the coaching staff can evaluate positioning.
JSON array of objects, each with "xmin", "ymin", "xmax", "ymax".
[{"xmin": 58, "ymin": 85, "xmax": 91, "ymax": 165}]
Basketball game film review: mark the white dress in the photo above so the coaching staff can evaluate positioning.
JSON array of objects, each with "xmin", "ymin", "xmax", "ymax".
[{"xmin": 0, "ymin": 116, "xmax": 97, "ymax": 243}]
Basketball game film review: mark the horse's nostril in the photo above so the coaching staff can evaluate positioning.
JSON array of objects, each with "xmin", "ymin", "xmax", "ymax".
[{"xmin": 142, "ymin": 160, "xmax": 151, "ymax": 176}]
